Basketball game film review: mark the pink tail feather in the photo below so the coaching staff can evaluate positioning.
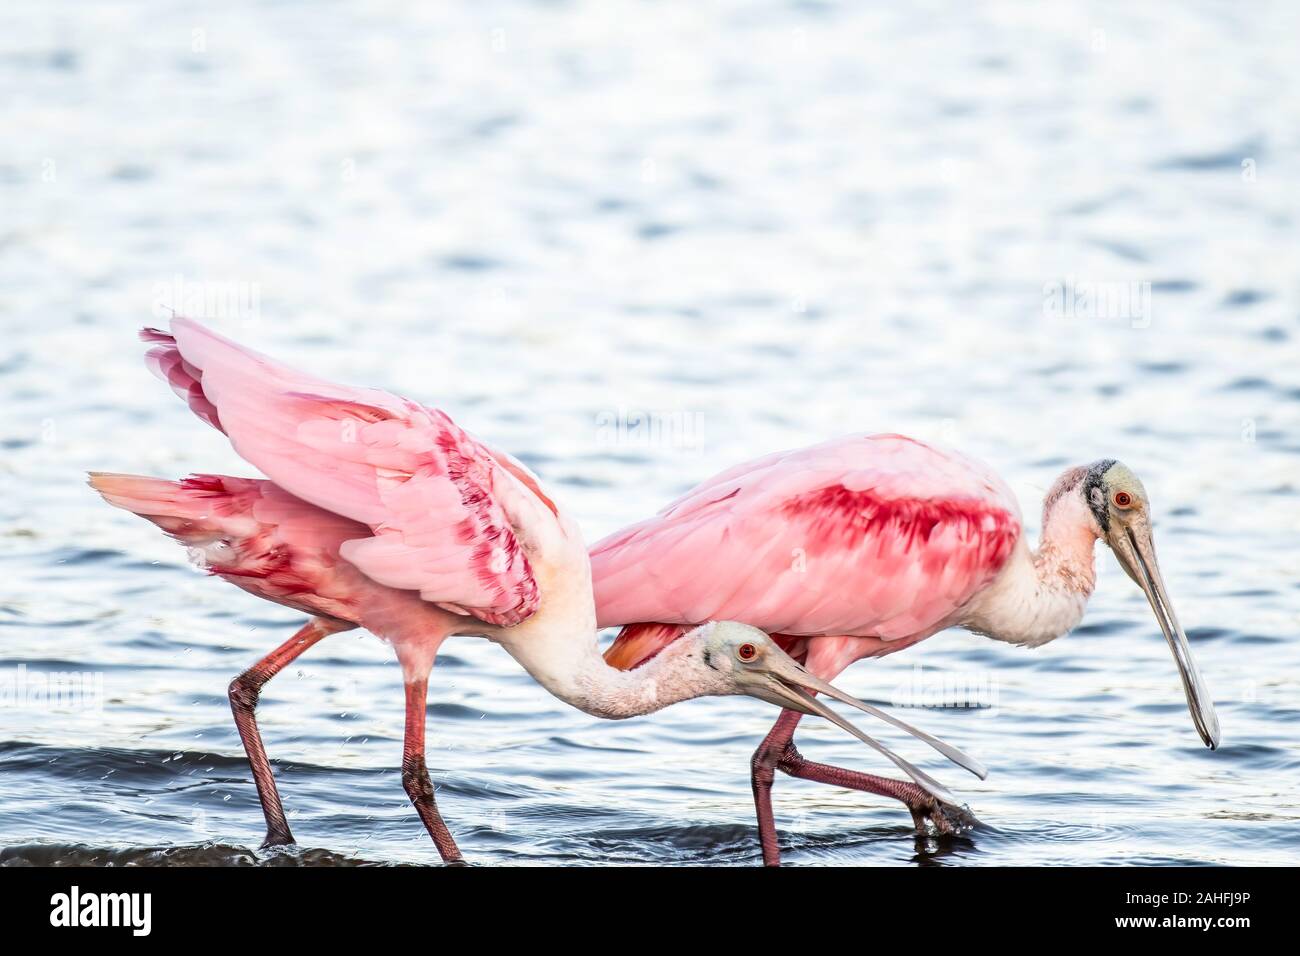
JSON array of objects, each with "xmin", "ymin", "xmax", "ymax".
[{"xmin": 87, "ymin": 472, "xmax": 245, "ymax": 541}]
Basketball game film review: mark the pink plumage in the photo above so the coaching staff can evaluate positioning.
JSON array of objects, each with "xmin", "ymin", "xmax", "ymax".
[
  {"xmin": 595, "ymin": 433, "xmax": 1022, "ymax": 670},
  {"xmin": 590, "ymin": 427, "xmax": 1220, "ymax": 865},
  {"xmin": 590, "ymin": 433, "xmax": 1028, "ymax": 860},
  {"xmin": 92, "ymin": 319, "xmax": 594, "ymax": 862},
  {"xmin": 87, "ymin": 472, "xmax": 373, "ymax": 624},
  {"xmin": 137, "ymin": 319, "xmax": 545, "ymax": 627},
  {"xmin": 93, "ymin": 317, "xmax": 1019, "ymax": 866}
]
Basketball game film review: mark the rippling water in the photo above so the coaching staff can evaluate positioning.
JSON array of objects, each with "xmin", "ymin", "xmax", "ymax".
[{"xmin": 2, "ymin": 1, "xmax": 1298, "ymax": 866}]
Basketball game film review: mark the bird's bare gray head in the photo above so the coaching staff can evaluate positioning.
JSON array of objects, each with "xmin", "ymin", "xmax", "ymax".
[
  {"xmin": 1079, "ymin": 459, "xmax": 1220, "ymax": 750},
  {"xmin": 681, "ymin": 621, "xmax": 836, "ymax": 708}
]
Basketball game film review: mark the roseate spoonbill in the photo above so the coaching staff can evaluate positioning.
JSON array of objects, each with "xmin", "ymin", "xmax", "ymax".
[
  {"xmin": 591, "ymin": 434, "xmax": 1220, "ymax": 865},
  {"xmin": 89, "ymin": 320, "xmax": 976, "ymax": 864}
]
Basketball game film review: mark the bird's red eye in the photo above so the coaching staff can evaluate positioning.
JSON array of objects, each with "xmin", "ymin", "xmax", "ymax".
[
  {"xmin": 737, "ymin": 643, "xmax": 758, "ymax": 662},
  {"xmin": 1114, "ymin": 491, "xmax": 1132, "ymax": 507}
]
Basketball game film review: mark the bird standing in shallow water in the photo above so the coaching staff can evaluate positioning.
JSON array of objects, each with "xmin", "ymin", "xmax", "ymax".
[
  {"xmin": 90, "ymin": 319, "xmax": 978, "ymax": 864},
  {"xmin": 592, "ymin": 434, "xmax": 1220, "ymax": 865}
]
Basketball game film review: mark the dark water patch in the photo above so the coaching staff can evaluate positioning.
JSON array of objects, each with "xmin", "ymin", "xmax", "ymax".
[
  {"xmin": 992, "ymin": 820, "xmax": 1143, "ymax": 845},
  {"xmin": 544, "ymin": 735, "xmax": 643, "ymax": 755},
  {"xmin": 238, "ymin": 616, "xmax": 314, "ymax": 630},
  {"xmin": 581, "ymin": 822, "xmax": 760, "ymax": 861},
  {"xmin": 109, "ymin": 164, "xmax": 153, "ymax": 183},
  {"xmin": 1221, "ymin": 288, "xmax": 1270, "ymax": 308},
  {"xmin": 0, "ymin": 742, "xmax": 251, "ymax": 779},
  {"xmin": 117, "ymin": 561, "xmax": 184, "ymax": 575},
  {"xmin": 802, "ymin": 821, "xmax": 970, "ymax": 863},
  {"xmin": 306, "ymin": 654, "xmax": 404, "ymax": 669},
  {"xmin": 1044, "ymin": 662, "xmax": 1102, "ymax": 674},
  {"xmin": 1033, "ymin": 362, "xmax": 1077, "ymax": 378},
  {"xmin": 441, "ymin": 254, "xmax": 502, "ymax": 272},
  {"xmin": 0, "ymin": 742, "xmax": 395, "ymax": 784},
  {"xmin": 1130, "ymin": 702, "xmax": 1188, "ymax": 716},
  {"xmin": 52, "ymin": 548, "xmax": 123, "ymax": 566},
  {"xmin": 472, "ymin": 114, "xmax": 519, "ymax": 139},
  {"xmin": 1076, "ymin": 690, "xmax": 1127, "ymax": 704},
  {"xmin": 1072, "ymin": 619, "xmax": 1135, "ymax": 636},
  {"xmin": 1101, "ymin": 852, "xmax": 1217, "ymax": 865},
  {"xmin": 637, "ymin": 222, "xmax": 682, "ymax": 240},
  {"xmin": 552, "ymin": 472, "xmax": 615, "ymax": 489},
  {"xmin": 1155, "ymin": 142, "xmax": 1260, "ymax": 171},
  {"xmin": 1150, "ymin": 278, "xmax": 1198, "ymax": 294},
  {"xmin": 1231, "ymin": 633, "xmax": 1282, "ymax": 645},
  {"xmin": 120, "ymin": 632, "xmax": 189, "ymax": 650},
  {"xmin": 0, "ymin": 842, "xmax": 384, "ymax": 867},
  {"xmin": 424, "ymin": 701, "xmax": 519, "ymax": 721},
  {"xmin": 1101, "ymin": 737, "xmax": 1149, "ymax": 748},
  {"xmin": 1219, "ymin": 376, "xmax": 1273, "ymax": 392},
  {"xmin": 1137, "ymin": 361, "xmax": 1186, "ymax": 375},
  {"xmin": 1087, "ymin": 238, "xmax": 1149, "ymax": 263},
  {"xmin": 1059, "ymin": 188, "xmax": 1139, "ymax": 216}
]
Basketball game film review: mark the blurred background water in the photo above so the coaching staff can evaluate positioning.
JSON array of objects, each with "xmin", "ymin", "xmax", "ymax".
[{"xmin": 1, "ymin": 0, "xmax": 1298, "ymax": 866}]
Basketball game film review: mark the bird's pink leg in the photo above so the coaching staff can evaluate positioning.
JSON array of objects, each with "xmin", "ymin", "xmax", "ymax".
[
  {"xmin": 776, "ymin": 743, "xmax": 973, "ymax": 834},
  {"xmin": 751, "ymin": 706, "xmax": 976, "ymax": 864},
  {"xmin": 750, "ymin": 709, "xmax": 803, "ymax": 866},
  {"xmin": 401, "ymin": 675, "xmax": 464, "ymax": 864},
  {"xmin": 228, "ymin": 617, "xmax": 349, "ymax": 848}
]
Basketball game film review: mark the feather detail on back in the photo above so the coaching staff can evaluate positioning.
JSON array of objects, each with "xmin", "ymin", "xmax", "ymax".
[{"xmin": 595, "ymin": 434, "xmax": 1022, "ymax": 661}]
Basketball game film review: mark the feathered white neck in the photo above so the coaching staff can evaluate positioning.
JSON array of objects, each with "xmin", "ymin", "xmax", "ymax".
[
  {"xmin": 497, "ymin": 628, "xmax": 724, "ymax": 719},
  {"xmin": 481, "ymin": 540, "xmax": 723, "ymax": 719},
  {"xmin": 962, "ymin": 479, "xmax": 1100, "ymax": 647}
]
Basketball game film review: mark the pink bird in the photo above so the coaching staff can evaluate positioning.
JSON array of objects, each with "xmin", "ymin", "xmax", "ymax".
[
  {"xmin": 592, "ymin": 433, "xmax": 1221, "ymax": 865},
  {"xmin": 89, "ymin": 319, "xmax": 975, "ymax": 864}
]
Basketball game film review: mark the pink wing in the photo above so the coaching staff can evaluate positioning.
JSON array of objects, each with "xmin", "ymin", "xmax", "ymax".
[
  {"xmin": 592, "ymin": 434, "xmax": 1022, "ymax": 641},
  {"xmin": 143, "ymin": 318, "xmax": 551, "ymax": 627}
]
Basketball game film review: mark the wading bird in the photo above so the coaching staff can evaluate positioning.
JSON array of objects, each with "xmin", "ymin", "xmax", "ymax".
[
  {"xmin": 90, "ymin": 320, "xmax": 976, "ymax": 864},
  {"xmin": 592, "ymin": 434, "xmax": 1221, "ymax": 865}
]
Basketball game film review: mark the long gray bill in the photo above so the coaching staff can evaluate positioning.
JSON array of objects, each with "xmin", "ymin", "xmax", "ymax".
[
  {"xmin": 793, "ymin": 668, "xmax": 988, "ymax": 780},
  {"xmin": 1127, "ymin": 528, "xmax": 1221, "ymax": 749}
]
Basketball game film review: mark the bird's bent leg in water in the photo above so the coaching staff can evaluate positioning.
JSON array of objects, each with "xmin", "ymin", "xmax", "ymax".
[
  {"xmin": 402, "ymin": 673, "xmax": 464, "ymax": 864},
  {"xmin": 228, "ymin": 617, "xmax": 353, "ymax": 848},
  {"xmin": 751, "ymin": 707, "xmax": 977, "ymax": 865},
  {"xmin": 776, "ymin": 740, "xmax": 978, "ymax": 835}
]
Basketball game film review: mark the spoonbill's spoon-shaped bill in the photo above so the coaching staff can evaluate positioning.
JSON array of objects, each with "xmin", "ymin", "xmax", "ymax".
[{"xmin": 1089, "ymin": 463, "xmax": 1220, "ymax": 749}]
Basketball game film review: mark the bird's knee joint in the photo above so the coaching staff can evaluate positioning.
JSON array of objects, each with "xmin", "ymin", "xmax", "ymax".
[
  {"xmin": 776, "ymin": 745, "xmax": 805, "ymax": 775},
  {"xmin": 402, "ymin": 756, "xmax": 434, "ymax": 802},
  {"xmin": 750, "ymin": 738, "xmax": 786, "ymax": 774},
  {"xmin": 228, "ymin": 674, "xmax": 261, "ymax": 711}
]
